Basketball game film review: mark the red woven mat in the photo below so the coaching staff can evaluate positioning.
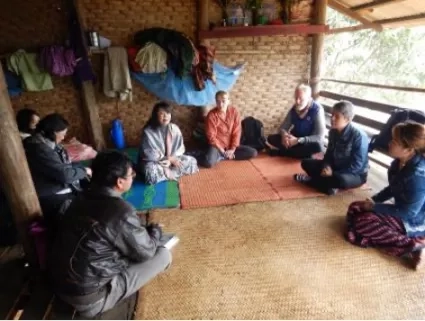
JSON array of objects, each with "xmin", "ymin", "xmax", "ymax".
[{"xmin": 179, "ymin": 159, "xmax": 280, "ymax": 209}]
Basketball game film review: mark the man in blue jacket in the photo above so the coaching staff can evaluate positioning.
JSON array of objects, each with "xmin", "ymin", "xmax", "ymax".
[{"xmin": 294, "ymin": 100, "xmax": 369, "ymax": 195}]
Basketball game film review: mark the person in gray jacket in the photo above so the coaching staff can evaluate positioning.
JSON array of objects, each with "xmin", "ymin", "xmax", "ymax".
[
  {"xmin": 23, "ymin": 113, "xmax": 91, "ymax": 226},
  {"xmin": 267, "ymin": 84, "xmax": 326, "ymax": 159},
  {"xmin": 49, "ymin": 150, "xmax": 171, "ymax": 318}
]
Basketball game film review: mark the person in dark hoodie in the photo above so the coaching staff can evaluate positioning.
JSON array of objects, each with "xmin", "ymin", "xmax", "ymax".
[
  {"xmin": 49, "ymin": 150, "xmax": 171, "ymax": 318},
  {"xmin": 23, "ymin": 113, "xmax": 91, "ymax": 226}
]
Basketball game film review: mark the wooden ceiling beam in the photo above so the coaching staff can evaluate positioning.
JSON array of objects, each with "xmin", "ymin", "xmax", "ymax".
[
  {"xmin": 352, "ymin": 0, "xmax": 406, "ymax": 12},
  {"xmin": 327, "ymin": 23, "xmax": 378, "ymax": 34},
  {"xmin": 328, "ymin": 0, "xmax": 383, "ymax": 31},
  {"xmin": 375, "ymin": 12, "xmax": 425, "ymax": 25}
]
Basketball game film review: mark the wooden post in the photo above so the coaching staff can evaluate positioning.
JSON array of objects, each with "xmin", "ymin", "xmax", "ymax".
[
  {"xmin": 0, "ymin": 64, "xmax": 40, "ymax": 266},
  {"xmin": 198, "ymin": 0, "xmax": 210, "ymax": 116},
  {"xmin": 310, "ymin": 0, "xmax": 327, "ymax": 99},
  {"xmin": 73, "ymin": 0, "xmax": 106, "ymax": 151},
  {"xmin": 199, "ymin": 0, "xmax": 209, "ymax": 31},
  {"xmin": 80, "ymin": 81, "xmax": 106, "ymax": 151}
]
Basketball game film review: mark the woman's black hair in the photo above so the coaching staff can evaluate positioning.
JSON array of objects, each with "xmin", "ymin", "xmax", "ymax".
[
  {"xmin": 144, "ymin": 102, "xmax": 172, "ymax": 129},
  {"xmin": 16, "ymin": 108, "xmax": 39, "ymax": 134},
  {"xmin": 35, "ymin": 113, "xmax": 69, "ymax": 142}
]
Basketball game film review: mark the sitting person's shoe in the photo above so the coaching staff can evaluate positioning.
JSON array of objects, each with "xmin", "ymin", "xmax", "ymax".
[
  {"xmin": 267, "ymin": 148, "xmax": 280, "ymax": 157},
  {"xmin": 326, "ymin": 188, "xmax": 338, "ymax": 196},
  {"xmin": 293, "ymin": 173, "xmax": 311, "ymax": 183}
]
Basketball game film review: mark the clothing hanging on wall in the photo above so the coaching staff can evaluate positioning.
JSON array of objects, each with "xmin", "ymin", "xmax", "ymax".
[
  {"xmin": 103, "ymin": 47, "xmax": 132, "ymax": 102},
  {"xmin": 134, "ymin": 42, "xmax": 168, "ymax": 74},
  {"xmin": 7, "ymin": 49, "xmax": 53, "ymax": 91},
  {"xmin": 38, "ymin": 46, "xmax": 77, "ymax": 77}
]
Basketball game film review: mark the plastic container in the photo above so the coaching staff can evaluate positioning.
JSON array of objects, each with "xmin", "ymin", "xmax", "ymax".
[{"xmin": 110, "ymin": 119, "xmax": 126, "ymax": 149}]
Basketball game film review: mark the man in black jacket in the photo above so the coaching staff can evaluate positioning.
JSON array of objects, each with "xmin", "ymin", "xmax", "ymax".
[{"xmin": 49, "ymin": 150, "xmax": 171, "ymax": 318}]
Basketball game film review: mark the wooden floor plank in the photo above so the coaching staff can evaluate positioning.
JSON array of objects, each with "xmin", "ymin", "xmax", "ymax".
[
  {"xmin": 20, "ymin": 277, "xmax": 54, "ymax": 320},
  {"xmin": 0, "ymin": 245, "xmax": 29, "ymax": 319}
]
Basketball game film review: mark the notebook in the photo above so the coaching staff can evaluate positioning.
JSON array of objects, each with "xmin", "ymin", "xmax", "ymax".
[{"xmin": 159, "ymin": 233, "xmax": 180, "ymax": 250}]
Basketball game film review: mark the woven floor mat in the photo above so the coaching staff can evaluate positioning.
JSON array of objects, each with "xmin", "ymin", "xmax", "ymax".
[
  {"xmin": 179, "ymin": 159, "xmax": 280, "ymax": 209},
  {"xmin": 136, "ymin": 196, "xmax": 425, "ymax": 319},
  {"xmin": 250, "ymin": 155, "xmax": 324, "ymax": 200},
  {"xmin": 250, "ymin": 154, "xmax": 370, "ymax": 200}
]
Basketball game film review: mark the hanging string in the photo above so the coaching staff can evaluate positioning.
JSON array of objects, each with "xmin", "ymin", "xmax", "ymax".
[{"xmin": 115, "ymin": 97, "xmax": 120, "ymax": 119}]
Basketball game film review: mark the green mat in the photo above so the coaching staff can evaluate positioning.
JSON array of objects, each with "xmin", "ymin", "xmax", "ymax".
[
  {"xmin": 76, "ymin": 148, "xmax": 181, "ymax": 210},
  {"xmin": 122, "ymin": 179, "xmax": 180, "ymax": 210}
]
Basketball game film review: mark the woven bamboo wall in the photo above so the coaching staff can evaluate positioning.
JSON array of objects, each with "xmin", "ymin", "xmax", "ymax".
[
  {"xmin": 0, "ymin": 0, "xmax": 68, "ymax": 54},
  {"xmin": 79, "ymin": 0, "xmax": 199, "ymax": 147},
  {"xmin": 207, "ymin": 0, "xmax": 313, "ymax": 135},
  {"xmin": 10, "ymin": 77, "xmax": 88, "ymax": 140},
  {"xmin": 211, "ymin": 36, "xmax": 311, "ymax": 136},
  {"xmin": 0, "ymin": 0, "xmax": 87, "ymax": 141},
  {"xmin": 0, "ymin": 0, "xmax": 314, "ymax": 146}
]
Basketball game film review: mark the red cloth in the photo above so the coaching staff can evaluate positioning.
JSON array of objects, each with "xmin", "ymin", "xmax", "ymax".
[
  {"xmin": 127, "ymin": 46, "xmax": 142, "ymax": 72},
  {"xmin": 63, "ymin": 138, "xmax": 97, "ymax": 162},
  {"xmin": 206, "ymin": 106, "xmax": 241, "ymax": 151},
  {"xmin": 192, "ymin": 45, "xmax": 215, "ymax": 91}
]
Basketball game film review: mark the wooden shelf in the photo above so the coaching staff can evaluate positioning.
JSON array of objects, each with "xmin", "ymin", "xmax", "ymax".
[{"xmin": 199, "ymin": 24, "xmax": 328, "ymax": 39}]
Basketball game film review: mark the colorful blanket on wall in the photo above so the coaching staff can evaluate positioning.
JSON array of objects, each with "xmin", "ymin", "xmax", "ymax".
[{"xmin": 132, "ymin": 62, "xmax": 244, "ymax": 106}]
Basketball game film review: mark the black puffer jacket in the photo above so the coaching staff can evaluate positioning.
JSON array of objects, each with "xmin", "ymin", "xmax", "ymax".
[{"xmin": 49, "ymin": 188, "xmax": 161, "ymax": 297}]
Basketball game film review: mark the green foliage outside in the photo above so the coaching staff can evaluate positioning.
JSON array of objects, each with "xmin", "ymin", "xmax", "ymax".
[{"xmin": 323, "ymin": 8, "xmax": 425, "ymax": 110}]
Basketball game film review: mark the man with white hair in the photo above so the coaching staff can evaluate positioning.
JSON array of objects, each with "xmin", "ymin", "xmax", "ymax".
[{"xmin": 267, "ymin": 84, "xmax": 326, "ymax": 159}]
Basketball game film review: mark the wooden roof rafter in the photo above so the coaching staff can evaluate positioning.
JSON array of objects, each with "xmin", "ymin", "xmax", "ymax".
[
  {"xmin": 351, "ymin": 0, "xmax": 407, "ymax": 12},
  {"xmin": 327, "ymin": 0, "xmax": 383, "ymax": 32},
  {"xmin": 376, "ymin": 13, "xmax": 425, "ymax": 26},
  {"xmin": 327, "ymin": 0, "xmax": 425, "ymax": 34},
  {"xmin": 327, "ymin": 23, "xmax": 380, "ymax": 34}
]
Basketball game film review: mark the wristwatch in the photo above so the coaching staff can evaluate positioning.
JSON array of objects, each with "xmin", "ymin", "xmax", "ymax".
[{"xmin": 297, "ymin": 137, "xmax": 306, "ymax": 144}]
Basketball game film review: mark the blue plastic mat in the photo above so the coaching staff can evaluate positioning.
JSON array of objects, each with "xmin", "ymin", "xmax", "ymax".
[{"xmin": 132, "ymin": 62, "xmax": 245, "ymax": 106}]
